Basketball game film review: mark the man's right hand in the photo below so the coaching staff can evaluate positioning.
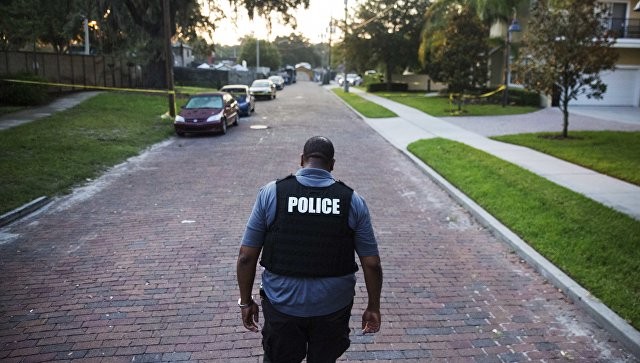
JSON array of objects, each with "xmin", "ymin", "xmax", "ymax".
[{"xmin": 362, "ymin": 308, "xmax": 381, "ymax": 334}]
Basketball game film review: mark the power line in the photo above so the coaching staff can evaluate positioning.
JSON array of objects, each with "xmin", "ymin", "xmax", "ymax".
[{"xmin": 351, "ymin": 4, "xmax": 395, "ymax": 30}]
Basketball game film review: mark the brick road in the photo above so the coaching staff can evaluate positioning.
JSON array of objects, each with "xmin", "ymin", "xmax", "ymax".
[{"xmin": 0, "ymin": 81, "xmax": 636, "ymax": 362}]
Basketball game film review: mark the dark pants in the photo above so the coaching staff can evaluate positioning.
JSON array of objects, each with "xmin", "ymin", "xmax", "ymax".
[{"xmin": 261, "ymin": 295, "xmax": 352, "ymax": 363}]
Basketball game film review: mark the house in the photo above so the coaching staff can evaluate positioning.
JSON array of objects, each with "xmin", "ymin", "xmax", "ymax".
[
  {"xmin": 172, "ymin": 42, "xmax": 194, "ymax": 67},
  {"xmin": 490, "ymin": 0, "xmax": 640, "ymax": 107}
]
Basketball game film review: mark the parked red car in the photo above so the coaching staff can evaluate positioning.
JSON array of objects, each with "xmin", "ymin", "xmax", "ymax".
[{"xmin": 174, "ymin": 92, "xmax": 239, "ymax": 136}]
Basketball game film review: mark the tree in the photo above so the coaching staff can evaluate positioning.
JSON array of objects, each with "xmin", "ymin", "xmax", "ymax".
[
  {"xmin": 0, "ymin": 0, "xmax": 309, "ymax": 87},
  {"xmin": 515, "ymin": 0, "xmax": 618, "ymax": 138},
  {"xmin": 421, "ymin": 0, "xmax": 522, "ymax": 31},
  {"xmin": 187, "ymin": 36, "xmax": 216, "ymax": 63},
  {"xmin": 347, "ymin": 0, "xmax": 430, "ymax": 89},
  {"xmin": 419, "ymin": 0, "xmax": 528, "ymax": 84},
  {"xmin": 274, "ymin": 34, "xmax": 320, "ymax": 68},
  {"xmin": 0, "ymin": 1, "xmax": 37, "ymax": 51},
  {"xmin": 426, "ymin": 4, "xmax": 489, "ymax": 107},
  {"xmin": 239, "ymin": 37, "xmax": 282, "ymax": 71},
  {"xmin": 117, "ymin": 0, "xmax": 309, "ymax": 87},
  {"xmin": 213, "ymin": 44, "xmax": 242, "ymax": 61},
  {"xmin": 0, "ymin": 0, "xmax": 90, "ymax": 53}
]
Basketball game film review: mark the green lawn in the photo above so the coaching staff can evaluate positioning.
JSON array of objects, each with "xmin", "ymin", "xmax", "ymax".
[
  {"xmin": 0, "ymin": 92, "xmax": 174, "ymax": 215},
  {"xmin": 376, "ymin": 92, "xmax": 539, "ymax": 117},
  {"xmin": 332, "ymin": 89, "xmax": 397, "ymax": 118},
  {"xmin": 408, "ymin": 138, "xmax": 640, "ymax": 330},
  {"xmin": 493, "ymin": 131, "xmax": 640, "ymax": 186}
]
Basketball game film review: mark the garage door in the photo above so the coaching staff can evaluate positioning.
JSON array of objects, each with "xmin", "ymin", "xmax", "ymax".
[{"xmin": 573, "ymin": 67, "xmax": 639, "ymax": 106}]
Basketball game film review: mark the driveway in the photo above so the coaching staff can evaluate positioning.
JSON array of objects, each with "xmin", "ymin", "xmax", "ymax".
[{"xmin": 442, "ymin": 106, "xmax": 640, "ymax": 136}]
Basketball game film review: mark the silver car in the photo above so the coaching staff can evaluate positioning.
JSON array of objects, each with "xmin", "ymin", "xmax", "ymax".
[
  {"xmin": 249, "ymin": 79, "xmax": 276, "ymax": 100},
  {"xmin": 268, "ymin": 75, "xmax": 285, "ymax": 90}
]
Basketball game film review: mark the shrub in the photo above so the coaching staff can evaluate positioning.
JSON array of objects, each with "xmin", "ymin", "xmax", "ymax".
[
  {"xmin": 0, "ymin": 73, "xmax": 50, "ymax": 106},
  {"xmin": 510, "ymin": 88, "xmax": 541, "ymax": 107},
  {"xmin": 367, "ymin": 82, "xmax": 409, "ymax": 92},
  {"xmin": 362, "ymin": 73, "xmax": 384, "ymax": 88}
]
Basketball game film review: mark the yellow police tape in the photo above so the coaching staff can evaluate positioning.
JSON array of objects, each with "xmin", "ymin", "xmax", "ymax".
[
  {"xmin": 1, "ymin": 78, "xmax": 176, "ymax": 95},
  {"xmin": 448, "ymin": 84, "xmax": 506, "ymax": 101},
  {"xmin": 448, "ymin": 85, "xmax": 507, "ymax": 114}
]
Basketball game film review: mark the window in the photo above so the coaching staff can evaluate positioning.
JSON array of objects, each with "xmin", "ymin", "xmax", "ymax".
[{"xmin": 600, "ymin": 1, "xmax": 628, "ymax": 37}]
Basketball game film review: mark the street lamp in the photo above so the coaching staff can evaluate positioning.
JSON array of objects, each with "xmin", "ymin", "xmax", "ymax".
[{"xmin": 502, "ymin": 16, "xmax": 521, "ymax": 107}]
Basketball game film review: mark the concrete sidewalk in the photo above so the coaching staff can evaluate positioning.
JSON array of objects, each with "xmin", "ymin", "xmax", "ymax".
[
  {"xmin": 0, "ymin": 91, "xmax": 101, "ymax": 131},
  {"xmin": 348, "ymin": 87, "xmax": 640, "ymax": 221}
]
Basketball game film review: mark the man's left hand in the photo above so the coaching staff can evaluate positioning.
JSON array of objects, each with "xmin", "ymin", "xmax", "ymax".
[{"xmin": 241, "ymin": 302, "xmax": 261, "ymax": 332}]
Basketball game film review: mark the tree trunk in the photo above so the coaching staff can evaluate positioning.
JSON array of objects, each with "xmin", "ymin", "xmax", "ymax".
[
  {"xmin": 385, "ymin": 63, "xmax": 393, "ymax": 91},
  {"xmin": 142, "ymin": 51, "xmax": 167, "ymax": 89},
  {"xmin": 561, "ymin": 90, "xmax": 570, "ymax": 138}
]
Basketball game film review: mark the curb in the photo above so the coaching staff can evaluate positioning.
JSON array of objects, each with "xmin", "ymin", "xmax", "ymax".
[
  {"xmin": 401, "ymin": 150, "xmax": 640, "ymax": 358},
  {"xmin": 0, "ymin": 196, "xmax": 51, "ymax": 227}
]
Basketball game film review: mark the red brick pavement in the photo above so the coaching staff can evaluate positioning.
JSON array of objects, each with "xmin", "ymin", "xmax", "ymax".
[{"xmin": 0, "ymin": 81, "xmax": 636, "ymax": 362}]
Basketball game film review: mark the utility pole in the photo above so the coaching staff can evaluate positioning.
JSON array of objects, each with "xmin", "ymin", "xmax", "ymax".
[
  {"xmin": 163, "ymin": 0, "xmax": 176, "ymax": 117},
  {"xmin": 326, "ymin": 18, "xmax": 333, "ymax": 85},
  {"xmin": 343, "ymin": 0, "xmax": 349, "ymax": 92},
  {"xmin": 83, "ymin": 17, "xmax": 90, "ymax": 55},
  {"xmin": 256, "ymin": 38, "xmax": 260, "ymax": 71}
]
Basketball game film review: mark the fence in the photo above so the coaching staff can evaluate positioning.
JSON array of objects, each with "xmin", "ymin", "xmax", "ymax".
[
  {"xmin": 0, "ymin": 50, "xmax": 143, "ymax": 90},
  {"xmin": 0, "ymin": 51, "xmax": 259, "ymax": 93},
  {"xmin": 173, "ymin": 67, "xmax": 256, "ymax": 89}
]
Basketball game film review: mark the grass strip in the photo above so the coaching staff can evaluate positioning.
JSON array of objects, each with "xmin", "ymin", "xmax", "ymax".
[
  {"xmin": 0, "ymin": 92, "xmax": 174, "ymax": 215},
  {"xmin": 332, "ymin": 88, "xmax": 397, "ymax": 118},
  {"xmin": 493, "ymin": 131, "xmax": 640, "ymax": 186},
  {"xmin": 376, "ymin": 92, "xmax": 538, "ymax": 117},
  {"xmin": 408, "ymin": 137, "xmax": 640, "ymax": 330}
]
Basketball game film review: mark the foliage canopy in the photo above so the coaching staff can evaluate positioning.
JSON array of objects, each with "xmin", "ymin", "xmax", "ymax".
[
  {"xmin": 346, "ymin": 0, "xmax": 429, "ymax": 88},
  {"xmin": 0, "ymin": 0, "xmax": 310, "ymax": 87},
  {"xmin": 515, "ymin": 0, "xmax": 618, "ymax": 137}
]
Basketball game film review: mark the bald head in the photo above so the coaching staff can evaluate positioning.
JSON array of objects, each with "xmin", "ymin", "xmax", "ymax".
[{"xmin": 301, "ymin": 136, "xmax": 335, "ymax": 171}]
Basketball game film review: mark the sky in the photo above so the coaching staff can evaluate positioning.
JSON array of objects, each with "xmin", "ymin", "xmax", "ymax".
[{"xmin": 211, "ymin": 0, "xmax": 360, "ymax": 46}]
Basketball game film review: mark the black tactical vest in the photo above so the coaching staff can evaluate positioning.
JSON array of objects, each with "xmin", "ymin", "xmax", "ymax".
[{"xmin": 260, "ymin": 175, "xmax": 358, "ymax": 277}]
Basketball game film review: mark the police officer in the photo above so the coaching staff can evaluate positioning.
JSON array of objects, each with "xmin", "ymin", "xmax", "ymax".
[{"xmin": 236, "ymin": 136, "xmax": 383, "ymax": 363}]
